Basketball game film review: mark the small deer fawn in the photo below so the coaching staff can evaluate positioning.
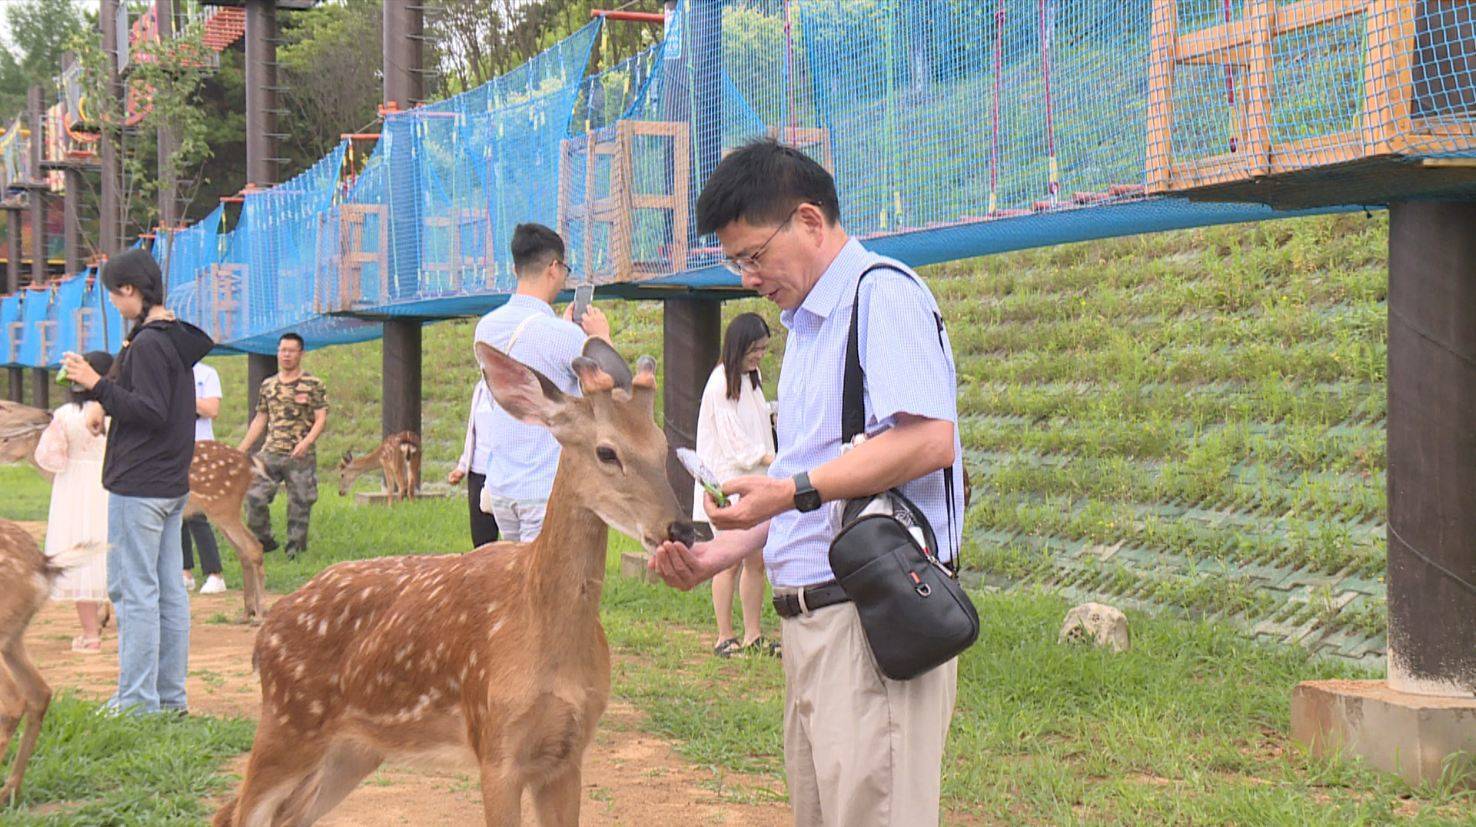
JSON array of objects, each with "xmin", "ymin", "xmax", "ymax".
[
  {"xmin": 214, "ymin": 339, "xmax": 694, "ymax": 826},
  {"xmin": 0, "ymin": 518, "xmax": 102, "ymax": 807},
  {"xmin": 0, "ymin": 401, "xmax": 54, "ymax": 478},
  {"xmin": 336, "ymin": 432, "xmax": 421, "ymax": 504}
]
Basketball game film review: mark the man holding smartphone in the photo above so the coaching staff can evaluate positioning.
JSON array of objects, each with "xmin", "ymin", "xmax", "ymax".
[
  {"xmin": 471, "ymin": 223, "xmax": 612, "ymax": 541},
  {"xmin": 648, "ymin": 140, "xmax": 964, "ymax": 826}
]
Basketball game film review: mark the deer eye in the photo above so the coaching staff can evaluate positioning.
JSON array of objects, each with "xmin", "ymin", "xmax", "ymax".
[{"xmin": 595, "ymin": 446, "xmax": 621, "ymax": 468}]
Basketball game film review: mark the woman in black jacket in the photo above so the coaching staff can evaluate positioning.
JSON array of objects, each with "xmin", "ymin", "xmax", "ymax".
[{"xmin": 62, "ymin": 249, "xmax": 214, "ymax": 715}]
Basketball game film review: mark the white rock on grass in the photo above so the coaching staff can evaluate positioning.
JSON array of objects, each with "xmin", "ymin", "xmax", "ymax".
[{"xmin": 1059, "ymin": 602, "xmax": 1131, "ymax": 653}]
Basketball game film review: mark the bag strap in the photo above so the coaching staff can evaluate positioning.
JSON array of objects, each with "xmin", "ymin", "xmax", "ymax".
[
  {"xmin": 504, "ymin": 313, "xmax": 538, "ymax": 354},
  {"xmin": 842, "ymin": 262, "xmax": 960, "ymax": 572}
]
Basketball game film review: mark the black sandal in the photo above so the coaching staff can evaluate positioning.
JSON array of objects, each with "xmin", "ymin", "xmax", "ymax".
[
  {"xmin": 742, "ymin": 636, "xmax": 782, "ymax": 657},
  {"xmin": 713, "ymin": 637, "xmax": 741, "ymax": 658}
]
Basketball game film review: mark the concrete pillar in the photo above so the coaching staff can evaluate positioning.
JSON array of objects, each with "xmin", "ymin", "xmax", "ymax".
[
  {"xmin": 246, "ymin": 352, "xmax": 277, "ymax": 437},
  {"xmin": 1292, "ymin": 201, "xmax": 1476, "ymax": 789},
  {"xmin": 381, "ymin": 320, "xmax": 422, "ymax": 439},
  {"xmin": 662, "ymin": 298, "xmax": 722, "ymax": 519},
  {"xmin": 1386, "ymin": 201, "xmax": 1476, "ymax": 698},
  {"xmin": 62, "ymin": 168, "xmax": 83, "ymax": 276},
  {"xmin": 99, "ymin": 0, "xmax": 123, "ymax": 256},
  {"xmin": 28, "ymin": 369, "xmax": 49, "ymax": 411},
  {"xmin": 380, "ymin": 1, "xmax": 424, "ymax": 440},
  {"xmin": 156, "ymin": 0, "xmax": 179, "ymax": 228},
  {"xmin": 244, "ymin": 0, "xmax": 279, "ymax": 189},
  {"xmin": 3, "ymin": 209, "xmax": 19, "ymax": 294},
  {"xmin": 6, "ymin": 369, "xmax": 23, "ymax": 403},
  {"xmin": 27, "ymin": 85, "xmax": 47, "ymax": 286}
]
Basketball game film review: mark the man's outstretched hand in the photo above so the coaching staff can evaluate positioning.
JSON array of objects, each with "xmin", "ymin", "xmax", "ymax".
[{"xmin": 648, "ymin": 539, "xmax": 719, "ymax": 591}]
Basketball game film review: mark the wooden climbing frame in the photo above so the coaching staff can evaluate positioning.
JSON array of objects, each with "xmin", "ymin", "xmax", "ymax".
[
  {"xmin": 204, "ymin": 263, "xmax": 244, "ymax": 343},
  {"xmin": 1146, "ymin": 0, "xmax": 1470, "ymax": 194},
  {"xmin": 559, "ymin": 120, "xmax": 690, "ymax": 282},
  {"xmin": 334, "ymin": 204, "xmax": 389, "ymax": 308}
]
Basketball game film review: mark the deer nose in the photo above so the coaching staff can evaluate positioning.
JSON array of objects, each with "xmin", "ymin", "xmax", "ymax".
[{"xmin": 667, "ymin": 521, "xmax": 697, "ymax": 548}]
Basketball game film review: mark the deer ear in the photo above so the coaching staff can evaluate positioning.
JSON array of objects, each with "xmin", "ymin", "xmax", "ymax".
[
  {"xmin": 631, "ymin": 356, "xmax": 657, "ymax": 413},
  {"xmin": 580, "ymin": 338, "xmax": 633, "ymax": 391},
  {"xmin": 476, "ymin": 342, "xmax": 566, "ymax": 427}
]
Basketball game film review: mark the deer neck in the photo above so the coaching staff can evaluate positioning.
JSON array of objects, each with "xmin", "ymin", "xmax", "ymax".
[{"xmin": 522, "ymin": 454, "xmax": 609, "ymax": 622}]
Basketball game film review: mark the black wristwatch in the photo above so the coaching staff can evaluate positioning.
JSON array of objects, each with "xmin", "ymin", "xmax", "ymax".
[{"xmin": 792, "ymin": 471, "xmax": 822, "ymax": 513}]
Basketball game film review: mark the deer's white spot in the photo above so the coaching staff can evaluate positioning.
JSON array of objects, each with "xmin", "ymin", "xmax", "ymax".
[
  {"xmin": 294, "ymin": 662, "xmax": 306, "ymax": 678},
  {"xmin": 318, "ymin": 618, "xmax": 329, "ymax": 636},
  {"xmin": 488, "ymin": 618, "xmax": 505, "ymax": 636},
  {"xmin": 309, "ymin": 700, "xmax": 324, "ymax": 716}
]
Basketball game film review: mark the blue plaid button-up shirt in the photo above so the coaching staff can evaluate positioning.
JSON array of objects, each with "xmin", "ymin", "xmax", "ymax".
[{"xmin": 765, "ymin": 238, "xmax": 965, "ymax": 589}]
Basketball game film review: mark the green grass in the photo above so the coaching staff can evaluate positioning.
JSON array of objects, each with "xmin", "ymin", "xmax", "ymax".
[
  {"xmin": 0, "ymin": 465, "xmax": 53, "ymax": 522},
  {"xmin": 2, "ymin": 440, "xmax": 1465, "ymax": 824},
  {"xmin": 2, "ymin": 695, "xmax": 253, "ymax": 825}
]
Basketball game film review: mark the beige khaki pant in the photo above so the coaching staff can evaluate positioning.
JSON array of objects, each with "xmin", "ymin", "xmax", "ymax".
[{"xmin": 778, "ymin": 598, "xmax": 958, "ymax": 827}]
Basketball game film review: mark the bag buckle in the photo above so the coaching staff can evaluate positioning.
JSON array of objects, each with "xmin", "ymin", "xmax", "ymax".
[{"xmin": 909, "ymin": 571, "xmax": 931, "ymax": 597}]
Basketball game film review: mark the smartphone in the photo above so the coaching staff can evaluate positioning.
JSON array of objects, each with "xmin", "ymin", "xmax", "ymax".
[
  {"xmin": 571, "ymin": 284, "xmax": 594, "ymax": 325},
  {"xmin": 676, "ymin": 447, "xmax": 729, "ymax": 508}
]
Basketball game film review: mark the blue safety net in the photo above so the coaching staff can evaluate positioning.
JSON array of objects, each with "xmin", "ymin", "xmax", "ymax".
[{"xmin": 8, "ymin": 0, "xmax": 1476, "ymax": 359}]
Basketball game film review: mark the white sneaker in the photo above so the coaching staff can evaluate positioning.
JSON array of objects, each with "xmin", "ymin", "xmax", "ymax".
[
  {"xmin": 200, "ymin": 574, "xmax": 228, "ymax": 595},
  {"xmin": 182, "ymin": 571, "xmax": 196, "ymax": 591}
]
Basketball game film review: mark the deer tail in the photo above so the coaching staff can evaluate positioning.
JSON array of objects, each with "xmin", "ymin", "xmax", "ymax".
[{"xmin": 44, "ymin": 541, "xmax": 108, "ymax": 578}]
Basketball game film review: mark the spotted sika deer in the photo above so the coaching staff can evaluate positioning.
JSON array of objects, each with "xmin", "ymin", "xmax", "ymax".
[
  {"xmin": 186, "ymin": 441, "xmax": 269, "ymax": 623},
  {"xmin": 1, "ymin": 518, "xmax": 101, "ymax": 807},
  {"xmin": 214, "ymin": 339, "xmax": 695, "ymax": 827},
  {"xmin": 337, "ymin": 431, "xmax": 421, "ymax": 504}
]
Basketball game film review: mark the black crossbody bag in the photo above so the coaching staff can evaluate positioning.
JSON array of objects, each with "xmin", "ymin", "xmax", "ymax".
[{"xmin": 826, "ymin": 264, "xmax": 980, "ymax": 680}]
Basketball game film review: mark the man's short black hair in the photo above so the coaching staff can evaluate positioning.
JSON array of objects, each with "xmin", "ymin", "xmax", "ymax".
[
  {"xmin": 696, "ymin": 138, "xmax": 841, "ymax": 235},
  {"xmin": 279, "ymin": 332, "xmax": 305, "ymax": 350},
  {"xmin": 511, "ymin": 223, "xmax": 566, "ymax": 276}
]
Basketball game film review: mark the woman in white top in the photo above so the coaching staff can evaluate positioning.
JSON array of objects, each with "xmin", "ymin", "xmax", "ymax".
[
  {"xmin": 694, "ymin": 313, "xmax": 776, "ymax": 657},
  {"xmin": 33, "ymin": 351, "xmax": 114, "ymax": 653},
  {"xmin": 449, "ymin": 378, "xmax": 501, "ymax": 547}
]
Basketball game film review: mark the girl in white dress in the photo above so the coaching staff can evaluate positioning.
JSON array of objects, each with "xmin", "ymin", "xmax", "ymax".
[
  {"xmin": 694, "ymin": 313, "xmax": 777, "ymax": 657},
  {"xmin": 33, "ymin": 351, "xmax": 114, "ymax": 654}
]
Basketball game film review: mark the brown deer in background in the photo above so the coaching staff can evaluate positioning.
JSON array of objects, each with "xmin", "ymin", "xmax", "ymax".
[
  {"xmin": 213, "ymin": 339, "xmax": 695, "ymax": 827},
  {"xmin": 0, "ymin": 401, "xmax": 54, "ymax": 480},
  {"xmin": 0, "ymin": 518, "xmax": 102, "ymax": 807},
  {"xmin": 186, "ymin": 441, "xmax": 270, "ymax": 623},
  {"xmin": 336, "ymin": 431, "xmax": 421, "ymax": 504}
]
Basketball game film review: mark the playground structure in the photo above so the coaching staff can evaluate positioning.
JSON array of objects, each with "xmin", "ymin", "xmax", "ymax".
[{"xmin": 0, "ymin": 0, "xmax": 1473, "ymax": 786}]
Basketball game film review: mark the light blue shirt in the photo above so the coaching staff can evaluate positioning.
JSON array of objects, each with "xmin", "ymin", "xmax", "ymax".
[
  {"xmin": 472, "ymin": 294, "xmax": 588, "ymax": 502},
  {"xmin": 766, "ymin": 238, "xmax": 965, "ymax": 589}
]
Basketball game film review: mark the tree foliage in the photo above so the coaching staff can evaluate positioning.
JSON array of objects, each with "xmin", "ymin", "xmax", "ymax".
[{"xmin": 0, "ymin": 0, "xmax": 92, "ymax": 119}]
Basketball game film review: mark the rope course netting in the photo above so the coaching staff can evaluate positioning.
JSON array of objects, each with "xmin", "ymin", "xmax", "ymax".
[{"xmin": 5, "ymin": 0, "xmax": 1476, "ymax": 362}]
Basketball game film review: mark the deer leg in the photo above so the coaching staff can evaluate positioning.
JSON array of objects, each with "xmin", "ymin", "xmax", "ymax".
[
  {"xmin": 0, "ymin": 637, "xmax": 51, "ymax": 807},
  {"xmin": 477, "ymin": 760, "xmax": 524, "ymax": 827},
  {"xmin": 217, "ymin": 723, "xmax": 327, "ymax": 827},
  {"xmin": 216, "ymin": 514, "xmax": 266, "ymax": 624},
  {"xmin": 530, "ymin": 764, "xmax": 582, "ymax": 827},
  {"xmin": 291, "ymin": 740, "xmax": 383, "ymax": 825}
]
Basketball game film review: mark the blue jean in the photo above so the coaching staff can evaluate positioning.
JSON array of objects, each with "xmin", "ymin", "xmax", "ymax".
[{"xmin": 107, "ymin": 493, "xmax": 190, "ymax": 714}]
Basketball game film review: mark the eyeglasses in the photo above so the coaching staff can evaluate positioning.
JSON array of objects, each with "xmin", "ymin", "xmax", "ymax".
[
  {"xmin": 721, "ymin": 207, "xmax": 801, "ymax": 276},
  {"xmin": 555, "ymin": 259, "xmax": 575, "ymax": 279}
]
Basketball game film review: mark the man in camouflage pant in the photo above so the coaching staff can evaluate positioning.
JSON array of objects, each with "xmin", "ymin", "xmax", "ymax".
[{"xmin": 239, "ymin": 332, "xmax": 329, "ymax": 558}]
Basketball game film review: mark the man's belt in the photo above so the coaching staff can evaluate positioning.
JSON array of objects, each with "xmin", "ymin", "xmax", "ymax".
[{"xmin": 772, "ymin": 580, "xmax": 850, "ymax": 619}]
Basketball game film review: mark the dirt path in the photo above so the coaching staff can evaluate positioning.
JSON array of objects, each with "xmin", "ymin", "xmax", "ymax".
[{"xmin": 20, "ymin": 527, "xmax": 790, "ymax": 824}]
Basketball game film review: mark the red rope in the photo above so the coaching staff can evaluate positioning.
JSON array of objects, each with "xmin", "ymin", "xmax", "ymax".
[
  {"xmin": 1040, "ymin": 0, "xmax": 1058, "ymax": 205},
  {"xmin": 1225, "ymin": 0, "xmax": 1237, "ymax": 153},
  {"xmin": 989, "ymin": 0, "xmax": 1005, "ymax": 214}
]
